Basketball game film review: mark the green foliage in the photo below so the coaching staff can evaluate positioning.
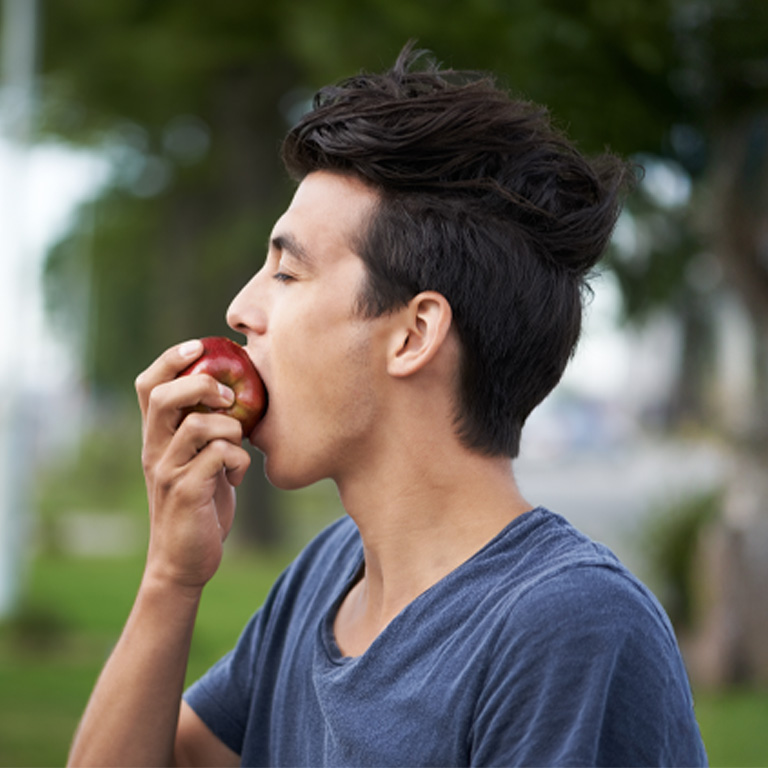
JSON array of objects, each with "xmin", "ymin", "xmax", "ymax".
[
  {"xmin": 607, "ymin": 174, "xmax": 710, "ymax": 324},
  {"xmin": 36, "ymin": 0, "xmax": 768, "ymax": 400},
  {"xmin": 39, "ymin": 0, "xmax": 287, "ymax": 135},
  {"xmin": 35, "ymin": 410, "xmax": 147, "ymax": 529},
  {"xmin": 640, "ymin": 488, "xmax": 722, "ymax": 628},
  {"xmin": 45, "ymin": 187, "xmax": 279, "ymax": 394}
]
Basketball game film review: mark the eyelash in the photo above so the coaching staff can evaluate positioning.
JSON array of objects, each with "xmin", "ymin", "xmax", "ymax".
[{"xmin": 273, "ymin": 272, "xmax": 294, "ymax": 283}]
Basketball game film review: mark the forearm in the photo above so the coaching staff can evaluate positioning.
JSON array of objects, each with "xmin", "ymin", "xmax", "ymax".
[
  {"xmin": 68, "ymin": 572, "xmax": 203, "ymax": 767},
  {"xmin": 71, "ymin": 339, "xmax": 250, "ymax": 766}
]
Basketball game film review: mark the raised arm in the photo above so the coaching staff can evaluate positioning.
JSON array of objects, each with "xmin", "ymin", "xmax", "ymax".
[{"xmin": 68, "ymin": 340, "xmax": 250, "ymax": 767}]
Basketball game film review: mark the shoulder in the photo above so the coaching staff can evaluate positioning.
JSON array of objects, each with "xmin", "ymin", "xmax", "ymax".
[
  {"xmin": 474, "ymin": 508, "xmax": 696, "ymax": 724},
  {"xmin": 485, "ymin": 509, "xmax": 680, "ymax": 667},
  {"xmin": 469, "ymin": 511, "xmax": 705, "ymax": 765},
  {"xmin": 516, "ymin": 559, "xmax": 673, "ymax": 638},
  {"xmin": 500, "ymin": 561, "xmax": 682, "ymax": 686}
]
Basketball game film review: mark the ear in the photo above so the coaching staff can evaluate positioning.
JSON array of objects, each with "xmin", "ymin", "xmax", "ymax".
[{"xmin": 387, "ymin": 291, "xmax": 453, "ymax": 378}]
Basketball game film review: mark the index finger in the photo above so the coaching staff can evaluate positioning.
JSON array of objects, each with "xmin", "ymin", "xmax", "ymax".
[{"xmin": 135, "ymin": 339, "xmax": 204, "ymax": 420}]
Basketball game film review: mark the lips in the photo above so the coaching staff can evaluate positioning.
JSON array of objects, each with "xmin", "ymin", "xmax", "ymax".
[{"xmin": 243, "ymin": 348, "xmax": 269, "ymax": 445}]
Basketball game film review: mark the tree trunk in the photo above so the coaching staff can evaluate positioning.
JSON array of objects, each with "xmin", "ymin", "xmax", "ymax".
[
  {"xmin": 707, "ymin": 115, "xmax": 768, "ymax": 444},
  {"xmin": 152, "ymin": 57, "xmax": 302, "ymax": 548},
  {"xmin": 685, "ymin": 114, "xmax": 768, "ymax": 688}
]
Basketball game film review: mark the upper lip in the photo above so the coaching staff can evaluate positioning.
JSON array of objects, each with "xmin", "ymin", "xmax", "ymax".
[{"xmin": 242, "ymin": 345, "xmax": 263, "ymax": 378}]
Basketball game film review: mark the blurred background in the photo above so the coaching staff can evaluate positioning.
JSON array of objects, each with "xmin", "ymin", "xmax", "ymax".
[{"xmin": 1, "ymin": 0, "xmax": 767, "ymax": 764}]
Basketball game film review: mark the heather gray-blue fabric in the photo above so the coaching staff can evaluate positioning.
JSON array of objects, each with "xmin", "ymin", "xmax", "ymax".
[{"xmin": 184, "ymin": 508, "xmax": 707, "ymax": 767}]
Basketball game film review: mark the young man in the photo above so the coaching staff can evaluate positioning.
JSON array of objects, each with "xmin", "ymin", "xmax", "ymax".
[{"xmin": 69, "ymin": 46, "xmax": 707, "ymax": 766}]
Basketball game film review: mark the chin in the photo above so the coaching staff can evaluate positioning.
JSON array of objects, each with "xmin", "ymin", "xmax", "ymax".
[{"xmin": 262, "ymin": 455, "xmax": 324, "ymax": 492}]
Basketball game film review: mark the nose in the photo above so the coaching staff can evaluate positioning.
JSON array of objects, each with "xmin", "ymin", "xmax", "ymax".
[{"xmin": 226, "ymin": 271, "xmax": 268, "ymax": 337}]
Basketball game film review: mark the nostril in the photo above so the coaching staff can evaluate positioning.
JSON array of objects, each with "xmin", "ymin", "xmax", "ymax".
[
  {"xmin": 226, "ymin": 302, "xmax": 267, "ymax": 337},
  {"xmin": 226, "ymin": 272, "xmax": 268, "ymax": 335},
  {"xmin": 225, "ymin": 305, "xmax": 244, "ymax": 334}
]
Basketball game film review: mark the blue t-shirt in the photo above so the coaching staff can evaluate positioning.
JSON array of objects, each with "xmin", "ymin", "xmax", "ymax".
[{"xmin": 184, "ymin": 508, "xmax": 707, "ymax": 766}]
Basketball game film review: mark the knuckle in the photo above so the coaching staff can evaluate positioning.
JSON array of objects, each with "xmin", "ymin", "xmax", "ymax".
[
  {"xmin": 152, "ymin": 461, "xmax": 177, "ymax": 498},
  {"xmin": 210, "ymin": 436, "xmax": 231, "ymax": 455},
  {"xmin": 181, "ymin": 410, "xmax": 207, "ymax": 435},
  {"xmin": 141, "ymin": 447, "xmax": 157, "ymax": 477},
  {"xmin": 147, "ymin": 383, "xmax": 168, "ymax": 412},
  {"xmin": 203, "ymin": 437, "xmax": 236, "ymax": 468},
  {"xmin": 195, "ymin": 373, "xmax": 221, "ymax": 401},
  {"xmin": 134, "ymin": 370, "xmax": 148, "ymax": 395}
]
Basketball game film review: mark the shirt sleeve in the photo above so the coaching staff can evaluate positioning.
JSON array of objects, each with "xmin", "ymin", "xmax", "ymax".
[
  {"xmin": 469, "ymin": 565, "xmax": 708, "ymax": 767},
  {"xmin": 183, "ymin": 607, "xmax": 267, "ymax": 756},
  {"xmin": 182, "ymin": 517, "xmax": 361, "ymax": 762}
]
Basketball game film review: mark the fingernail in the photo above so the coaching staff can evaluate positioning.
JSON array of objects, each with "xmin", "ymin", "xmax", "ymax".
[
  {"xmin": 218, "ymin": 383, "xmax": 235, "ymax": 403},
  {"xmin": 179, "ymin": 339, "xmax": 202, "ymax": 358}
]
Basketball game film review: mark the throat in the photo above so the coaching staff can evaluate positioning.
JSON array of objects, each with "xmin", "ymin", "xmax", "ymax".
[
  {"xmin": 331, "ymin": 462, "xmax": 534, "ymax": 657},
  {"xmin": 333, "ymin": 569, "xmax": 420, "ymax": 658},
  {"xmin": 333, "ymin": 578, "xmax": 379, "ymax": 658}
]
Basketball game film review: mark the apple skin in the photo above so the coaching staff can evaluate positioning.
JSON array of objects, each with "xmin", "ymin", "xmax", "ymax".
[{"xmin": 178, "ymin": 337, "xmax": 266, "ymax": 439}]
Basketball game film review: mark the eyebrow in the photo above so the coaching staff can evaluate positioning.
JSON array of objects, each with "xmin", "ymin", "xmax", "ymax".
[{"xmin": 270, "ymin": 233, "xmax": 313, "ymax": 266}]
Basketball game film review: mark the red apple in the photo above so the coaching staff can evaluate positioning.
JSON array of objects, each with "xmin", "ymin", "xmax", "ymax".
[{"xmin": 178, "ymin": 336, "xmax": 266, "ymax": 438}]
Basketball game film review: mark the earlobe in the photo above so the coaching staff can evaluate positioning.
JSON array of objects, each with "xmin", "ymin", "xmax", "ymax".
[{"xmin": 388, "ymin": 292, "xmax": 453, "ymax": 378}]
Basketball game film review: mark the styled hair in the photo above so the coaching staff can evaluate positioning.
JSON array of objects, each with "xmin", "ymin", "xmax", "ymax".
[{"xmin": 282, "ymin": 43, "xmax": 634, "ymax": 458}]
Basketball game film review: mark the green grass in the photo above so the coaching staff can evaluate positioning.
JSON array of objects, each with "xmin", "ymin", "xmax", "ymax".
[
  {"xmin": 694, "ymin": 688, "xmax": 768, "ymax": 766},
  {"xmin": 2, "ymin": 546, "xmax": 768, "ymax": 766},
  {"xmin": 0, "ymin": 548, "xmax": 291, "ymax": 767}
]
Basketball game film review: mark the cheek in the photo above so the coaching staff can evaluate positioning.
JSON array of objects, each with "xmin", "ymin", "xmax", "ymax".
[
  {"xmin": 290, "ymin": 326, "xmax": 379, "ymax": 438},
  {"xmin": 304, "ymin": 332, "xmax": 375, "ymax": 414},
  {"xmin": 332, "ymin": 333, "xmax": 381, "ymax": 435},
  {"xmin": 268, "ymin": 283, "xmax": 382, "ymax": 419}
]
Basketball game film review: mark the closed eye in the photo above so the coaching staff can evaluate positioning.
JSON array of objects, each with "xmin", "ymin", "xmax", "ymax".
[{"xmin": 273, "ymin": 272, "xmax": 295, "ymax": 283}]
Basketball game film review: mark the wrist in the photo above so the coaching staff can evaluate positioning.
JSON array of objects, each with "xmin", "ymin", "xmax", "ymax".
[{"xmin": 140, "ymin": 563, "xmax": 207, "ymax": 607}]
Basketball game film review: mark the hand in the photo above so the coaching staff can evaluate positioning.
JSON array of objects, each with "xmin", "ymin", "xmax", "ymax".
[{"xmin": 135, "ymin": 340, "xmax": 252, "ymax": 591}]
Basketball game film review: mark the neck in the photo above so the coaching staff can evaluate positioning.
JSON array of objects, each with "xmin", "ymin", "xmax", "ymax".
[{"xmin": 333, "ymin": 437, "xmax": 532, "ymax": 656}]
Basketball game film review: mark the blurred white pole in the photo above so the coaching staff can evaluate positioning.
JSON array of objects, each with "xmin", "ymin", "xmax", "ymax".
[{"xmin": 0, "ymin": 0, "xmax": 38, "ymax": 616}]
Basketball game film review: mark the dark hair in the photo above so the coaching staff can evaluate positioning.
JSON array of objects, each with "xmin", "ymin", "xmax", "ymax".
[{"xmin": 282, "ymin": 43, "xmax": 635, "ymax": 458}]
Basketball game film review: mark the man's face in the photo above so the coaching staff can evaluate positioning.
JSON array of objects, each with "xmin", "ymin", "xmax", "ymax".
[{"xmin": 227, "ymin": 171, "xmax": 390, "ymax": 490}]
